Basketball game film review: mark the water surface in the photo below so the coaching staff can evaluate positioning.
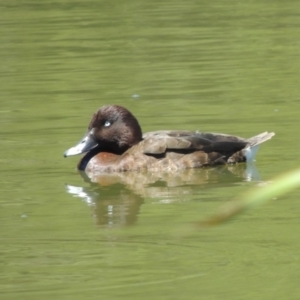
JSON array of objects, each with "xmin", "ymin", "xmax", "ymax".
[{"xmin": 1, "ymin": 1, "xmax": 300, "ymax": 299}]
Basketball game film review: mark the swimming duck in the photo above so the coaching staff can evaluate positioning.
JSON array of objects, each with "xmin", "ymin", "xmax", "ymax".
[{"xmin": 64, "ymin": 105, "xmax": 274, "ymax": 173}]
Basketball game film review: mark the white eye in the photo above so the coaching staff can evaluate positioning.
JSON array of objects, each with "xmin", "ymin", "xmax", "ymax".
[{"xmin": 104, "ymin": 120, "xmax": 111, "ymax": 127}]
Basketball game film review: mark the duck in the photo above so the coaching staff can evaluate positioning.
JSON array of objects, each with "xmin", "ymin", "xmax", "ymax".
[{"xmin": 64, "ymin": 105, "xmax": 275, "ymax": 173}]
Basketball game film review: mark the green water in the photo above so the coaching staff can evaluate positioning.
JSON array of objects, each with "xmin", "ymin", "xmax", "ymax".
[{"xmin": 1, "ymin": 1, "xmax": 300, "ymax": 299}]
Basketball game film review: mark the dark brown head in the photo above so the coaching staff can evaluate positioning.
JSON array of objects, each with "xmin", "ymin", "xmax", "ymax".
[{"xmin": 64, "ymin": 105, "xmax": 143, "ymax": 157}]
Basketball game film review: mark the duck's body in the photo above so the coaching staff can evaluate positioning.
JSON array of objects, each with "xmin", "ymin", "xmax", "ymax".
[{"xmin": 64, "ymin": 105, "xmax": 275, "ymax": 173}]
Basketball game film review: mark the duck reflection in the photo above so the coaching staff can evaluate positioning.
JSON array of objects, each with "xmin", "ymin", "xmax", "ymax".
[
  {"xmin": 65, "ymin": 163, "xmax": 261, "ymax": 228},
  {"xmin": 66, "ymin": 182, "xmax": 143, "ymax": 227}
]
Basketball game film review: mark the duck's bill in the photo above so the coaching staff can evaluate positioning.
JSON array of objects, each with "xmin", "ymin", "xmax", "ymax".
[{"xmin": 64, "ymin": 130, "xmax": 98, "ymax": 157}]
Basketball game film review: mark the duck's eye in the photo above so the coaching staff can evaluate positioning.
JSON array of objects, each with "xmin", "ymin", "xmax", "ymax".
[{"xmin": 104, "ymin": 120, "xmax": 111, "ymax": 127}]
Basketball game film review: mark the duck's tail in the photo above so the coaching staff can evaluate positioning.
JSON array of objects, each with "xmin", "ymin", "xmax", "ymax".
[{"xmin": 244, "ymin": 132, "xmax": 275, "ymax": 162}]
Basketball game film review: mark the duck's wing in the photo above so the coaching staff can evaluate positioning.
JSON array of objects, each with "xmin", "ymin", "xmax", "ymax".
[{"xmin": 142, "ymin": 130, "xmax": 248, "ymax": 155}]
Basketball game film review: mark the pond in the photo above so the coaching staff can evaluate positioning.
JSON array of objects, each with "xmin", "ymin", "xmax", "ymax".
[{"xmin": 1, "ymin": 1, "xmax": 300, "ymax": 299}]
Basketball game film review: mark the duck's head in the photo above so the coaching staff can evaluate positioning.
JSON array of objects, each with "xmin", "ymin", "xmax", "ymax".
[{"xmin": 64, "ymin": 105, "xmax": 143, "ymax": 157}]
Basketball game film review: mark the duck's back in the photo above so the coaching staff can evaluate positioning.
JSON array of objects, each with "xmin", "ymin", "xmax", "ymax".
[{"xmin": 122, "ymin": 130, "xmax": 248, "ymax": 171}]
